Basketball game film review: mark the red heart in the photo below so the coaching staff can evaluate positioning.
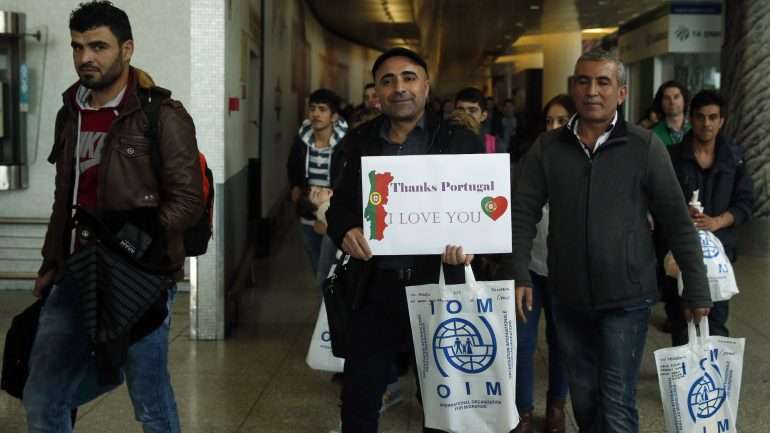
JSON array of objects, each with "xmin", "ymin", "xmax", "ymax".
[{"xmin": 482, "ymin": 196, "xmax": 508, "ymax": 221}]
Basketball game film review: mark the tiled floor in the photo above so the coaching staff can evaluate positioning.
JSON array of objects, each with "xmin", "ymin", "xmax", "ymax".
[{"xmin": 1, "ymin": 224, "xmax": 769, "ymax": 433}]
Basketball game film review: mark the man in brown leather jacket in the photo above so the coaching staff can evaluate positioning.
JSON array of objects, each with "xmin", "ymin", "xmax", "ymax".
[{"xmin": 23, "ymin": 3, "xmax": 201, "ymax": 432}]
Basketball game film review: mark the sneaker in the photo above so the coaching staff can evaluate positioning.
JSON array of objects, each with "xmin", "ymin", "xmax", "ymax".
[{"xmin": 380, "ymin": 381, "xmax": 403, "ymax": 414}]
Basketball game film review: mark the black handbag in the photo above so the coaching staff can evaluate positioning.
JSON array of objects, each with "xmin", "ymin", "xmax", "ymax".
[
  {"xmin": 321, "ymin": 254, "xmax": 371, "ymax": 358},
  {"xmin": 1, "ymin": 299, "xmax": 44, "ymax": 399}
]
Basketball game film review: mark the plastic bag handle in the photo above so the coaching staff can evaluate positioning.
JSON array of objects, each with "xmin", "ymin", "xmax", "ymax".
[
  {"xmin": 687, "ymin": 316, "xmax": 711, "ymax": 349},
  {"xmin": 438, "ymin": 263, "xmax": 480, "ymax": 298}
]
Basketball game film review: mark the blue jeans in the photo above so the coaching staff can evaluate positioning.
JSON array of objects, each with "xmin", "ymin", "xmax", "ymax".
[
  {"xmin": 23, "ymin": 279, "xmax": 180, "ymax": 433},
  {"xmin": 515, "ymin": 271, "xmax": 569, "ymax": 411},
  {"xmin": 300, "ymin": 223, "xmax": 323, "ymax": 274},
  {"xmin": 552, "ymin": 302, "xmax": 651, "ymax": 433}
]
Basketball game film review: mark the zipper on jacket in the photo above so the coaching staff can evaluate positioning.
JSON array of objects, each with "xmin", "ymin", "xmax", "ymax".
[{"xmin": 584, "ymin": 153, "xmax": 595, "ymax": 307}]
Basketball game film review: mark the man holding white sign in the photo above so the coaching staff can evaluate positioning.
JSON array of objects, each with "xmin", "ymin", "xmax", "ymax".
[
  {"xmin": 326, "ymin": 48, "xmax": 494, "ymax": 433},
  {"xmin": 510, "ymin": 50, "xmax": 711, "ymax": 433}
]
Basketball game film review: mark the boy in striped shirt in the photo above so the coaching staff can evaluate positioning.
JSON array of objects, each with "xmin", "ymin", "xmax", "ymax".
[{"xmin": 287, "ymin": 89, "xmax": 348, "ymax": 277}]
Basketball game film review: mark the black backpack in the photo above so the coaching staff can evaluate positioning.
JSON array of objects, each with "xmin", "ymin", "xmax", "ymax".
[{"xmin": 138, "ymin": 88, "xmax": 214, "ymax": 256}]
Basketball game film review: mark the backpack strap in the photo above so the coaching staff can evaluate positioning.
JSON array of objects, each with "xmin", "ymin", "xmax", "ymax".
[{"xmin": 137, "ymin": 87, "xmax": 172, "ymax": 175}]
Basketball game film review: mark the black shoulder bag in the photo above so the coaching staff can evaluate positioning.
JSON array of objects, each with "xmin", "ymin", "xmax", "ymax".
[{"xmin": 322, "ymin": 254, "xmax": 372, "ymax": 358}]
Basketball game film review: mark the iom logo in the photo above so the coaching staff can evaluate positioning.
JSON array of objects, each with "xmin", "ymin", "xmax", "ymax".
[
  {"xmin": 676, "ymin": 26, "xmax": 690, "ymax": 41},
  {"xmin": 687, "ymin": 350, "xmax": 727, "ymax": 423},
  {"xmin": 699, "ymin": 231, "xmax": 720, "ymax": 259},
  {"xmin": 432, "ymin": 316, "xmax": 497, "ymax": 377}
]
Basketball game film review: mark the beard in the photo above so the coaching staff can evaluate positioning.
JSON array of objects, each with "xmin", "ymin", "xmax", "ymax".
[
  {"xmin": 78, "ymin": 56, "xmax": 126, "ymax": 90},
  {"xmin": 383, "ymin": 100, "xmax": 422, "ymax": 122}
]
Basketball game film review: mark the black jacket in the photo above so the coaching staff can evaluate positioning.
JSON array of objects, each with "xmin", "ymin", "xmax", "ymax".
[
  {"xmin": 511, "ymin": 117, "xmax": 710, "ymax": 310},
  {"xmin": 326, "ymin": 113, "xmax": 486, "ymax": 286},
  {"xmin": 669, "ymin": 134, "xmax": 754, "ymax": 261}
]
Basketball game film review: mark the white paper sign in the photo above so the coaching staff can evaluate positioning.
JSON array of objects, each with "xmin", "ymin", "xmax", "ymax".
[{"xmin": 360, "ymin": 154, "xmax": 512, "ymax": 255}]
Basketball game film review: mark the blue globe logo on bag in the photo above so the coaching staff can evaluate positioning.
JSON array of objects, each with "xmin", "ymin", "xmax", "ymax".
[
  {"xmin": 699, "ymin": 231, "xmax": 720, "ymax": 259},
  {"xmin": 432, "ymin": 317, "xmax": 497, "ymax": 377},
  {"xmin": 687, "ymin": 357, "xmax": 727, "ymax": 422}
]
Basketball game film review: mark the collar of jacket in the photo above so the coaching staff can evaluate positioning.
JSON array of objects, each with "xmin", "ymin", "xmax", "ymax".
[
  {"xmin": 60, "ymin": 66, "xmax": 157, "ymax": 120},
  {"xmin": 675, "ymin": 132, "xmax": 738, "ymax": 174},
  {"xmin": 298, "ymin": 117, "xmax": 349, "ymax": 149},
  {"xmin": 353, "ymin": 111, "xmax": 444, "ymax": 155},
  {"xmin": 559, "ymin": 112, "xmax": 629, "ymax": 152}
]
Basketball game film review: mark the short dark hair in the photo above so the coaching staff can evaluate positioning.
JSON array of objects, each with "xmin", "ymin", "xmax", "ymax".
[
  {"xmin": 70, "ymin": 1, "xmax": 133, "ymax": 44},
  {"xmin": 454, "ymin": 87, "xmax": 487, "ymax": 112},
  {"xmin": 653, "ymin": 80, "xmax": 690, "ymax": 118},
  {"xmin": 503, "ymin": 98, "xmax": 515, "ymax": 105},
  {"xmin": 364, "ymin": 82, "xmax": 375, "ymax": 91},
  {"xmin": 543, "ymin": 94, "xmax": 577, "ymax": 120},
  {"xmin": 371, "ymin": 47, "xmax": 428, "ymax": 80},
  {"xmin": 309, "ymin": 88, "xmax": 341, "ymax": 113},
  {"xmin": 690, "ymin": 89, "xmax": 726, "ymax": 118}
]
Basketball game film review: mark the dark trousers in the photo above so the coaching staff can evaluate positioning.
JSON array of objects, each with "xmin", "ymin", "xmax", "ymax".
[
  {"xmin": 670, "ymin": 300, "xmax": 730, "ymax": 346},
  {"xmin": 341, "ymin": 271, "xmax": 444, "ymax": 433},
  {"xmin": 552, "ymin": 303, "xmax": 650, "ymax": 433},
  {"xmin": 662, "ymin": 276, "xmax": 730, "ymax": 346},
  {"xmin": 661, "ymin": 276, "xmax": 681, "ymax": 324},
  {"xmin": 515, "ymin": 272, "xmax": 569, "ymax": 411}
]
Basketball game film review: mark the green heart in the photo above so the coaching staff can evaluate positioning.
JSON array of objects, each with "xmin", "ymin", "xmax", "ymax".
[{"xmin": 481, "ymin": 197, "xmax": 495, "ymax": 218}]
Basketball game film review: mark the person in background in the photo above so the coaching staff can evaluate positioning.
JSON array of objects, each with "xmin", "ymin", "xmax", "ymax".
[
  {"xmin": 441, "ymin": 99, "xmax": 454, "ymax": 120},
  {"xmin": 362, "ymin": 82, "xmax": 380, "ymax": 111},
  {"xmin": 453, "ymin": 87, "xmax": 498, "ymax": 153},
  {"xmin": 429, "ymin": 97, "xmax": 442, "ymax": 115},
  {"xmin": 637, "ymin": 106, "xmax": 660, "ymax": 129},
  {"xmin": 512, "ymin": 94, "xmax": 576, "ymax": 433},
  {"xmin": 482, "ymin": 95, "xmax": 503, "ymax": 138},
  {"xmin": 500, "ymin": 98, "xmax": 518, "ymax": 154},
  {"xmin": 667, "ymin": 89, "xmax": 754, "ymax": 345},
  {"xmin": 649, "ymin": 81, "xmax": 691, "ymax": 334},
  {"xmin": 651, "ymin": 80, "xmax": 690, "ymax": 147},
  {"xmin": 287, "ymin": 89, "xmax": 348, "ymax": 278}
]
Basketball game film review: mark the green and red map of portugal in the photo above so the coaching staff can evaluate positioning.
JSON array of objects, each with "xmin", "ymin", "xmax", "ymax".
[{"xmin": 364, "ymin": 170, "xmax": 394, "ymax": 240}]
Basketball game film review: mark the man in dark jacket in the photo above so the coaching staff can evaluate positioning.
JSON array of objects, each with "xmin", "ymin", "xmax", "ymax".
[
  {"xmin": 326, "ymin": 47, "xmax": 484, "ymax": 433},
  {"xmin": 25, "ymin": 3, "xmax": 202, "ymax": 432},
  {"xmin": 668, "ymin": 89, "xmax": 754, "ymax": 345},
  {"xmin": 511, "ymin": 50, "xmax": 710, "ymax": 433}
]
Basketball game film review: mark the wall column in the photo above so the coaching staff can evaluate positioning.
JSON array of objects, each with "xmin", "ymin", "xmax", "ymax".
[
  {"xmin": 189, "ymin": 0, "xmax": 226, "ymax": 339},
  {"xmin": 541, "ymin": 31, "xmax": 582, "ymax": 106},
  {"xmin": 722, "ymin": 0, "xmax": 770, "ymax": 216}
]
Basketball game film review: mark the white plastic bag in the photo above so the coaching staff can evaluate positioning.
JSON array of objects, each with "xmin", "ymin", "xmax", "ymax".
[
  {"xmin": 305, "ymin": 303, "xmax": 345, "ymax": 373},
  {"xmin": 677, "ymin": 230, "xmax": 738, "ymax": 302},
  {"xmin": 654, "ymin": 318, "xmax": 744, "ymax": 433},
  {"xmin": 406, "ymin": 265, "xmax": 518, "ymax": 433}
]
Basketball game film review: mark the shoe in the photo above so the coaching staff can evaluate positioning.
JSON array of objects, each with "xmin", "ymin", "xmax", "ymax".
[
  {"xmin": 380, "ymin": 381, "xmax": 403, "ymax": 414},
  {"xmin": 544, "ymin": 399, "xmax": 566, "ymax": 433},
  {"xmin": 512, "ymin": 410, "xmax": 533, "ymax": 433}
]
